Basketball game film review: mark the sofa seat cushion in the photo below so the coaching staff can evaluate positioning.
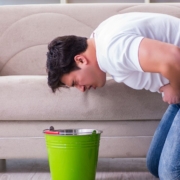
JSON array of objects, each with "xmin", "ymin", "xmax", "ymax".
[{"xmin": 0, "ymin": 76, "xmax": 167, "ymax": 121}]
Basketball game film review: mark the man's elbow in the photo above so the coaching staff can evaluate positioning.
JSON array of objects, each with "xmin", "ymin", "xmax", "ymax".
[
  {"xmin": 172, "ymin": 46, "xmax": 180, "ymax": 70},
  {"xmin": 175, "ymin": 45, "xmax": 180, "ymax": 58},
  {"xmin": 161, "ymin": 46, "xmax": 180, "ymax": 78}
]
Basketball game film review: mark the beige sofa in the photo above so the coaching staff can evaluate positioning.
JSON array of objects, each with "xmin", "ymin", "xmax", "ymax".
[{"xmin": 1, "ymin": 3, "xmax": 178, "ymax": 167}]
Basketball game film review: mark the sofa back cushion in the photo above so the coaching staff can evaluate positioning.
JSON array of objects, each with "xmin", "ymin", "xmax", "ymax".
[{"xmin": 0, "ymin": 3, "xmax": 180, "ymax": 75}]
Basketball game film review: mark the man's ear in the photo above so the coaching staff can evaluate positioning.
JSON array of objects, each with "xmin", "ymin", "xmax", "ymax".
[{"xmin": 74, "ymin": 55, "xmax": 88, "ymax": 67}]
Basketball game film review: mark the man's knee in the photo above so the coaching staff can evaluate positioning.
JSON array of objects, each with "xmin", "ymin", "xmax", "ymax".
[
  {"xmin": 159, "ymin": 163, "xmax": 180, "ymax": 180},
  {"xmin": 146, "ymin": 155, "xmax": 159, "ymax": 178}
]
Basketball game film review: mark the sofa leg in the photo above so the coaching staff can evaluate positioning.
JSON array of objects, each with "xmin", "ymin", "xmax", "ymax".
[{"xmin": 0, "ymin": 159, "xmax": 6, "ymax": 172}]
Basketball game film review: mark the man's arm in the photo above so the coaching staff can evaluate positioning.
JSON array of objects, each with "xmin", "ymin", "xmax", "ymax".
[{"xmin": 138, "ymin": 38, "xmax": 180, "ymax": 104}]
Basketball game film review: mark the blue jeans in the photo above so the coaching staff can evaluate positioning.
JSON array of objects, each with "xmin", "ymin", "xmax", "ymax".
[{"xmin": 146, "ymin": 104, "xmax": 180, "ymax": 179}]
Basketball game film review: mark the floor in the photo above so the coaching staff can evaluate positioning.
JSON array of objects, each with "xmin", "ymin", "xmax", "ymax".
[{"xmin": 0, "ymin": 158, "xmax": 159, "ymax": 180}]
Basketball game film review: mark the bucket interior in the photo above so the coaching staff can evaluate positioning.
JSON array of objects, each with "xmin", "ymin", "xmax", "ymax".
[{"xmin": 43, "ymin": 127, "xmax": 102, "ymax": 136}]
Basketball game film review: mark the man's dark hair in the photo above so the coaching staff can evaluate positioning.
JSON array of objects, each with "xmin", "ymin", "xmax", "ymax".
[{"xmin": 46, "ymin": 35, "xmax": 88, "ymax": 93}]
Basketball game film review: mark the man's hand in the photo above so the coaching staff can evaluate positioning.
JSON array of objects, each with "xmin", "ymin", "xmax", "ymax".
[{"xmin": 159, "ymin": 84, "xmax": 180, "ymax": 104}]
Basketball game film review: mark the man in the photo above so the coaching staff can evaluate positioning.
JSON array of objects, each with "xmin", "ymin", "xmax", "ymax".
[{"xmin": 46, "ymin": 12, "xmax": 180, "ymax": 179}]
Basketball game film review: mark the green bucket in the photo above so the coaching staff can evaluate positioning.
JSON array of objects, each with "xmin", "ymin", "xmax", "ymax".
[{"xmin": 43, "ymin": 127, "xmax": 102, "ymax": 180}]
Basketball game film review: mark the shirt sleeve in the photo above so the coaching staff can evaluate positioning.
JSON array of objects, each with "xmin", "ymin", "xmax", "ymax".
[{"xmin": 107, "ymin": 34, "xmax": 144, "ymax": 73}]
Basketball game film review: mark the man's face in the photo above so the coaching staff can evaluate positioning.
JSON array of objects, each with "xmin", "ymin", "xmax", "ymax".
[{"xmin": 61, "ymin": 64, "xmax": 106, "ymax": 92}]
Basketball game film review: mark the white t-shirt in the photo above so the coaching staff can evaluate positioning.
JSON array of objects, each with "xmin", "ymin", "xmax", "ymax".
[{"xmin": 90, "ymin": 13, "xmax": 180, "ymax": 93}]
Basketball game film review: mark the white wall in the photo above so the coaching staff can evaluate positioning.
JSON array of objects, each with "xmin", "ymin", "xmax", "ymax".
[
  {"xmin": 151, "ymin": 0, "xmax": 180, "ymax": 2},
  {"xmin": 0, "ymin": 0, "xmax": 59, "ymax": 5},
  {"xmin": 68, "ymin": 0, "xmax": 144, "ymax": 3},
  {"xmin": 0, "ymin": 0, "xmax": 180, "ymax": 5}
]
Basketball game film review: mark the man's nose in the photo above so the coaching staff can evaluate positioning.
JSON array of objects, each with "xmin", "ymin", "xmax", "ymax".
[{"xmin": 75, "ymin": 85, "xmax": 85, "ymax": 92}]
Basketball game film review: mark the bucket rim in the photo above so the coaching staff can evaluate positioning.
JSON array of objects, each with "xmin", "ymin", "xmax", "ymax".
[{"xmin": 43, "ymin": 128, "xmax": 103, "ymax": 136}]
